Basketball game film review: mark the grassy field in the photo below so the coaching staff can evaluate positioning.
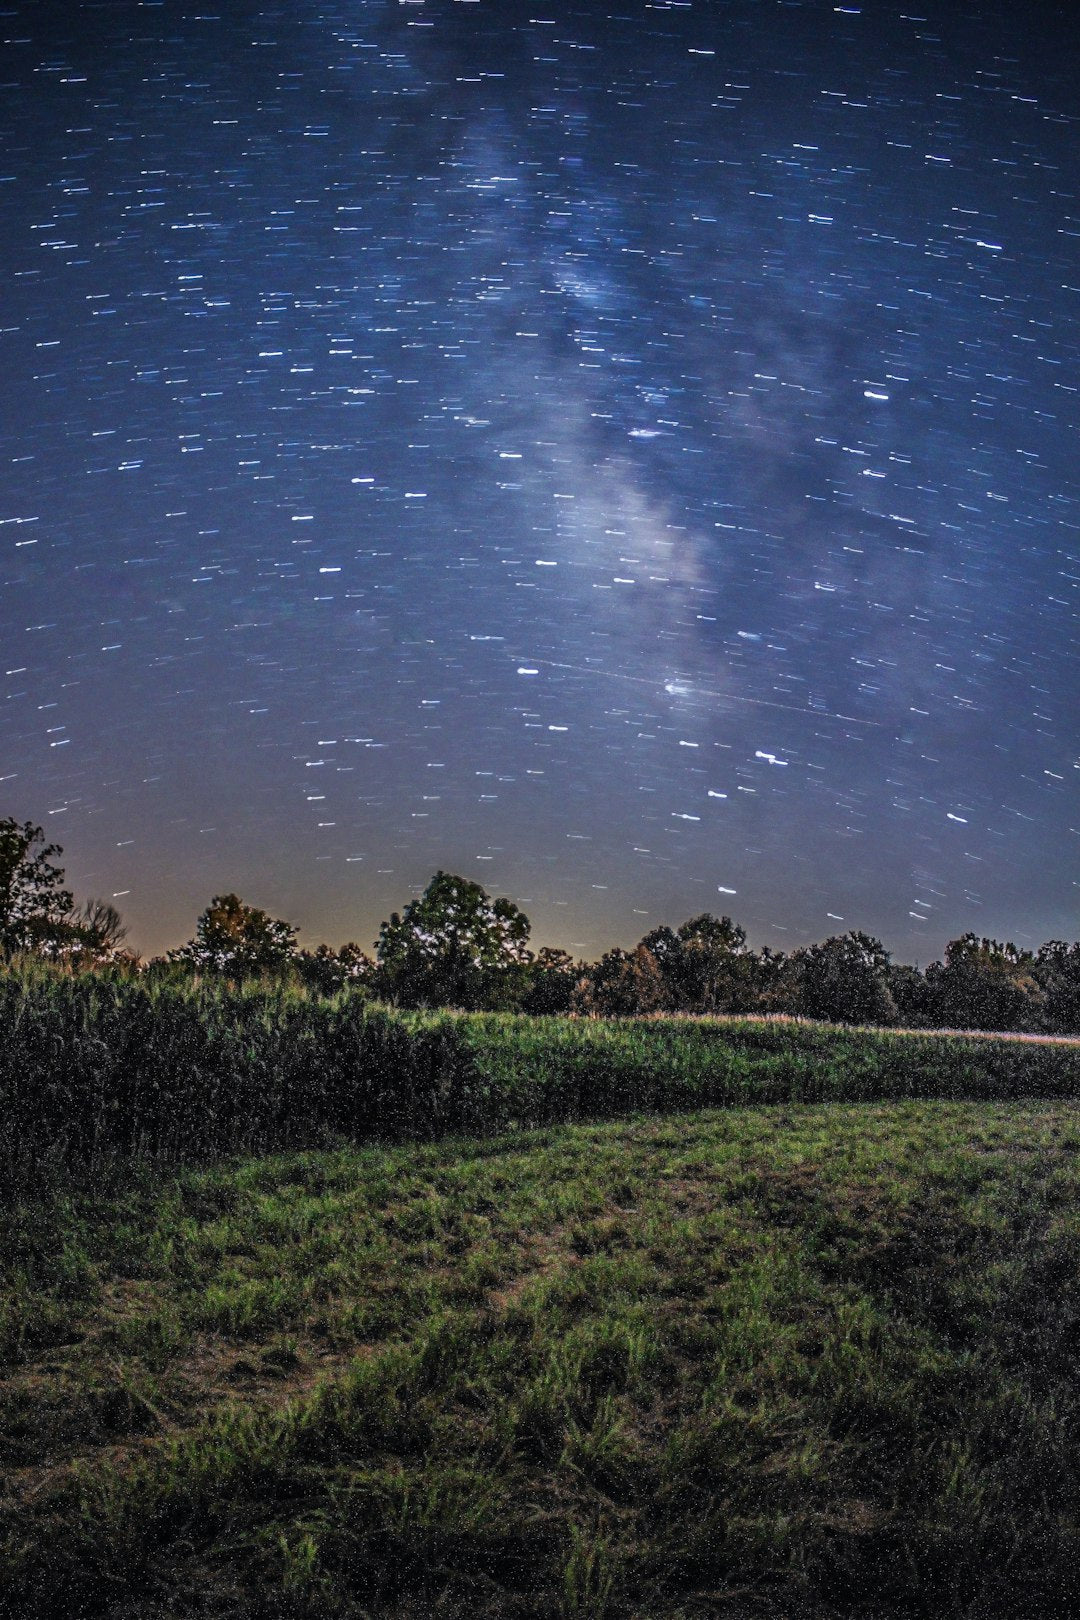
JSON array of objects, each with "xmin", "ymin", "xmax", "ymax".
[{"xmin": 5, "ymin": 1099, "xmax": 1080, "ymax": 1618}]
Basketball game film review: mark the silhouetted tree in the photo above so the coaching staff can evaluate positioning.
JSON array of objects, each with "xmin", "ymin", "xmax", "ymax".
[
  {"xmin": 638, "ymin": 926, "xmax": 681, "ymax": 976},
  {"xmin": 522, "ymin": 946, "xmax": 581, "ymax": 1015},
  {"xmin": 169, "ymin": 893, "xmax": 298, "ymax": 979},
  {"xmin": 375, "ymin": 871, "xmax": 532, "ymax": 1008},
  {"xmin": 477, "ymin": 959, "xmax": 538, "ymax": 1012},
  {"xmin": 790, "ymin": 931, "xmax": 898, "ymax": 1025},
  {"xmin": 294, "ymin": 941, "xmax": 374, "ymax": 996},
  {"xmin": 59, "ymin": 898, "xmax": 131, "ymax": 967},
  {"xmin": 747, "ymin": 945, "xmax": 796, "ymax": 1015},
  {"xmin": 0, "ymin": 817, "xmax": 74, "ymax": 957},
  {"xmin": 577, "ymin": 944, "xmax": 670, "ymax": 1017},
  {"xmin": 886, "ymin": 960, "xmax": 934, "ymax": 1027},
  {"xmin": 1033, "ymin": 940, "xmax": 1080, "ymax": 1034},
  {"xmin": 667, "ymin": 913, "xmax": 752, "ymax": 1012},
  {"xmin": 926, "ymin": 934, "xmax": 1044, "ymax": 1032}
]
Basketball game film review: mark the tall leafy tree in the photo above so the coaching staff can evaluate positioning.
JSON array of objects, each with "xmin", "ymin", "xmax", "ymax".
[
  {"xmin": 522, "ymin": 946, "xmax": 581, "ymax": 1015},
  {"xmin": 926, "ymin": 934, "xmax": 1044, "ymax": 1032},
  {"xmin": 169, "ymin": 893, "xmax": 298, "ymax": 978},
  {"xmin": 375, "ymin": 871, "xmax": 532, "ymax": 1008},
  {"xmin": 1033, "ymin": 940, "xmax": 1080, "ymax": 1034},
  {"xmin": 885, "ymin": 960, "xmax": 934, "ymax": 1027},
  {"xmin": 578, "ymin": 944, "xmax": 670, "ymax": 1017},
  {"xmin": 653, "ymin": 913, "xmax": 751, "ymax": 1013},
  {"xmin": 790, "ymin": 931, "xmax": 898, "ymax": 1025},
  {"xmin": 0, "ymin": 817, "xmax": 74, "ymax": 956}
]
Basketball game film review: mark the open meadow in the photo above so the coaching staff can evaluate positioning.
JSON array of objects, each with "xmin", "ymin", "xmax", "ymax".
[{"xmin": 4, "ymin": 1075, "xmax": 1080, "ymax": 1617}]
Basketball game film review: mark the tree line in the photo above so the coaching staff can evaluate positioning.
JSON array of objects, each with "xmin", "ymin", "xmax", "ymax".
[{"xmin": 3, "ymin": 815, "xmax": 1079, "ymax": 1034}]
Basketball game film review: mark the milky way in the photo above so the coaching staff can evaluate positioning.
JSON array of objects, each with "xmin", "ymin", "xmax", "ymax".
[{"xmin": 2, "ymin": 0, "xmax": 1078, "ymax": 961}]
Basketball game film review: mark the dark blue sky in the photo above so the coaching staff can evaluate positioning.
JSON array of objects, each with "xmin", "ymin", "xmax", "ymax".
[{"xmin": 2, "ymin": 0, "xmax": 1078, "ymax": 962}]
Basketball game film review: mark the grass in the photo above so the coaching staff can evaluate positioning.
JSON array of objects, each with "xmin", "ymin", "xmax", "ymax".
[{"xmin": 5, "ymin": 1099, "xmax": 1080, "ymax": 1616}]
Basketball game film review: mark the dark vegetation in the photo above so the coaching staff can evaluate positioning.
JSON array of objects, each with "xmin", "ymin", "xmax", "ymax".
[
  {"xmin": 4, "ymin": 816, "xmax": 1080, "ymax": 1033},
  {"xmin": 2, "ymin": 968, "xmax": 1079, "ymax": 1194}
]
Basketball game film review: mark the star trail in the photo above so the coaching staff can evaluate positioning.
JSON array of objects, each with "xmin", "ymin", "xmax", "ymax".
[{"xmin": 1, "ymin": 0, "xmax": 1077, "ymax": 962}]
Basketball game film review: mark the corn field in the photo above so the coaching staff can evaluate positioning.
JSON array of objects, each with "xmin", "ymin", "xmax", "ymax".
[{"xmin": 2, "ymin": 962, "xmax": 1079, "ymax": 1195}]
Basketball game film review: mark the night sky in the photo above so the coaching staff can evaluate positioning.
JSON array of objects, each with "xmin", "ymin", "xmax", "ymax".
[{"xmin": 2, "ymin": 0, "xmax": 1078, "ymax": 964}]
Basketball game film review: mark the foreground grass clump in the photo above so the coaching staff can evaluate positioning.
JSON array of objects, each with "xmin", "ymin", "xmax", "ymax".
[{"xmin": 4, "ymin": 1101, "xmax": 1080, "ymax": 1617}]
